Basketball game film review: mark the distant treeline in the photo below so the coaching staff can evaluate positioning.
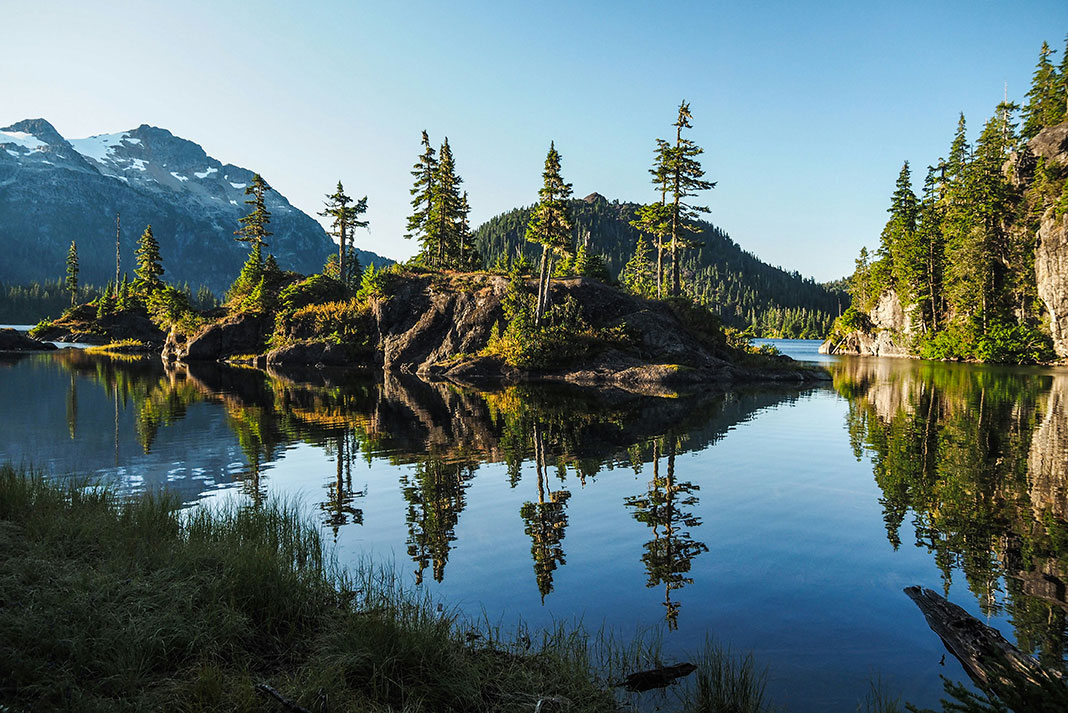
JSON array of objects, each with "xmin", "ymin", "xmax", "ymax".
[{"xmin": 0, "ymin": 279, "xmax": 216, "ymax": 324}]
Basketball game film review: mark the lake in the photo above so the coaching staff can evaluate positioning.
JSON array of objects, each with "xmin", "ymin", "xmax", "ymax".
[{"xmin": 1, "ymin": 340, "xmax": 1066, "ymax": 711}]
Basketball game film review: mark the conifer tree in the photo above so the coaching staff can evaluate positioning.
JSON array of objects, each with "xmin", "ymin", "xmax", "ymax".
[
  {"xmin": 319, "ymin": 181, "xmax": 368, "ymax": 289},
  {"xmin": 662, "ymin": 101, "xmax": 715, "ymax": 296},
  {"xmin": 915, "ymin": 165, "xmax": 946, "ymax": 331},
  {"xmin": 427, "ymin": 138, "xmax": 463, "ymax": 267},
  {"xmin": 134, "ymin": 225, "xmax": 164, "ymax": 294},
  {"xmin": 525, "ymin": 142, "xmax": 573, "ymax": 324},
  {"xmin": 621, "ymin": 236, "xmax": 654, "ymax": 297},
  {"xmin": 456, "ymin": 191, "xmax": 480, "ymax": 270},
  {"xmin": 65, "ymin": 240, "xmax": 79, "ymax": 307},
  {"xmin": 235, "ymin": 174, "xmax": 272, "ymax": 253},
  {"xmin": 1023, "ymin": 41, "xmax": 1062, "ymax": 139},
  {"xmin": 406, "ymin": 130, "xmax": 438, "ymax": 243},
  {"xmin": 629, "ymin": 201, "xmax": 671, "ymax": 298}
]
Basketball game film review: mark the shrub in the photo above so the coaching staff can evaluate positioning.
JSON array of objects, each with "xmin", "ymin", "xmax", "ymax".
[{"xmin": 287, "ymin": 298, "xmax": 373, "ymax": 348}]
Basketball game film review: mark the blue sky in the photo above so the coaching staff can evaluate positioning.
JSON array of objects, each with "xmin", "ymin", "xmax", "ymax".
[{"xmin": 2, "ymin": 1, "xmax": 1066, "ymax": 280}]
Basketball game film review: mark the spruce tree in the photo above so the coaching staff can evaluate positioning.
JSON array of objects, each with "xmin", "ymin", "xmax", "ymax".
[
  {"xmin": 629, "ymin": 202, "xmax": 671, "ymax": 298},
  {"xmin": 915, "ymin": 165, "xmax": 946, "ymax": 331},
  {"xmin": 427, "ymin": 138, "xmax": 463, "ymax": 267},
  {"xmin": 65, "ymin": 240, "xmax": 79, "ymax": 307},
  {"xmin": 319, "ymin": 181, "xmax": 368, "ymax": 289},
  {"xmin": 525, "ymin": 142, "xmax": 573, "ymax": 324},
  {"xmin": 663, "ymin": 101, "xmax": 715, "ymax": 296},
  {"xmin": 1023, "ymin": 41, "xmax": 1061, "ymax": 139},
  {"xmin": 621, "ymin": 236, "xmax": 654, "ymax": 297},
  {"xmin": 134, "ymin": 225, "xmax": 164, "ymax": 294},
  {"xmin": 236, "ymin": 174, "xmax": 272, "ymax": 251},
  {"xmin": 405, "ymin": 131, "xmax": 438, "ymax": 243}
]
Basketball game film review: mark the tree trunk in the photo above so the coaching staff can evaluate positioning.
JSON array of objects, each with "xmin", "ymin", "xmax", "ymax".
[
  {"xmin": 905, "ymin": 586, "xmax": 1068, "ymax": 711},
  {"xmin": 535, "ymin": 245, "xmax": 549, "ymax": 325},
  {"xmin": 338, "ymin": 221, "xmax": 347, "ymax": 288}
]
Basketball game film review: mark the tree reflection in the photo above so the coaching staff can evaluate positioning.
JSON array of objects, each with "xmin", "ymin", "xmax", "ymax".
[
  {"xmin": 520, "ymin": 422, "xmax": 571, "ymax": 601},
  {"xmin": 625, "ymin": 434, "xmax": 707, "ymax": 629},
  {"xmin": 321, "ymin": 431, "xmax": 365, "ymax": 539},
  {"xmin": 401, "ymin": 456, "xmax": 476, "ymax": 584},
  {"xmin": 834, "ymin": 359, "xmax": 1068, "ymax": 666}
]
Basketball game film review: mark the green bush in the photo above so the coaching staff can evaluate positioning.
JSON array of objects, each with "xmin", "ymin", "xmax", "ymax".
[{"xmin": 975, "ymin": 321, "xmax": 1054, "ymax": 364}]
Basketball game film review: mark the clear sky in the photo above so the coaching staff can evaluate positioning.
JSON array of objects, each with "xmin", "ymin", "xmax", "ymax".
[{"xmin": 2, "ymin": 1, "xmax": 1066, "ymax": 281}]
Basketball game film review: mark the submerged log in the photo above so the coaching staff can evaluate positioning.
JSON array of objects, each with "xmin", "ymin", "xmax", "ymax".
[
  {"xmin": 904, "ymin": 585, "xmax": 1068, "ymax": 712},
  {"xmin": 615, "ymin": 662, "xmax": 697, "ymax": 692}
]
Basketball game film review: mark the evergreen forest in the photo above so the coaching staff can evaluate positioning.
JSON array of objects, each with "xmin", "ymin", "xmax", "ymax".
[{"xmin": 833, "ymin": 37, "xmax": 1068, "ymax": 363}]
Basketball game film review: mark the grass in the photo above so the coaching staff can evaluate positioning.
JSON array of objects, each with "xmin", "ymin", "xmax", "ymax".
[
  {"xmin": 0, "ymin": 464, "xmax": 777, "ymax": 713},
  {"xmin": 84, "ymin": 338, "xmax": 150, "ymax": 355}
]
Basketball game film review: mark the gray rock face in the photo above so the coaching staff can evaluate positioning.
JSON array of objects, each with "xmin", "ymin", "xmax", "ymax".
[
  {"xmin": 0, "ymin": 118, "xmax": 388, "ymax": 295},
  {"xmin": 819, "ymin": 289, "xmax": 912, "ymax": 357},
  {"xmin": 164, "ymin": 313, "xmax": 271, "ymax": 362},
  {"xmin": 1035, "ymin": 210, "xmax": 1068, "ymax": 358},
  {"xmin": 1030, "ymin": 122, "xmax": 1068, "ymax": 165}
]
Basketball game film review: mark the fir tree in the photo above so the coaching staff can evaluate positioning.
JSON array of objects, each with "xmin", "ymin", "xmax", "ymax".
[
  {"xmin": 427, "ymin": 138, "xmax": 463, "ymax": 267},
  {"xmin": 629, "ymin": 202, "xmax": 671, "ymax": 298},
  {"xmin": 405, "ymin": 130, "xmax": 438, "ymax": 243},
  {"xmin": 134, "ymin": 225, "xmax": 164, "ymax": 294},
  {"xmin": 525, "ymin": 142, "xmax": 573, "ymax": 324},
  {"xmin": 65, "ymin": 240, "xmax": 79, "ymax": 307},
  {"xmin": 235, "ymin": 174, "xmax": 272, "ymax": 251},
  {"xmin": 319, "ymin": 181, "xmax": 368, "ymax": 289},
  {"xmin": 621, "ymin": 236, "xmax": 654, "ymax": 297},
  {"xmin": 1023, "ymin": 41, "xmax": 1061, "ymax": 139},
  {"xmin": 663, "ymin": 101, "xmax": 715, "ymax": 296},
  {"xmin": 915, "ymin": 165, "xmax": 946, "ymax": 331}
]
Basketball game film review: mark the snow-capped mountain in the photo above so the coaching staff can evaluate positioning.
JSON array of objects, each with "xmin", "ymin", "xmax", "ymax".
[{"xmin": 0, "ymin": 118, "xmax": 387, "ymax": 294}]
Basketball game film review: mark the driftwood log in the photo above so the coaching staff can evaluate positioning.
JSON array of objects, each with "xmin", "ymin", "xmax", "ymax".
[
  {"xmin": 615, "ymin": 662, "xmax": 697, "ymax": 692},
  {"xmin": 904, "ymin": 585, "xmax": 1068, "ymax": 712}
]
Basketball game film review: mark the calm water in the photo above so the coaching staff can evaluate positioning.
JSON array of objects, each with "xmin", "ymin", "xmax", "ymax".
[{"xmin": 2, "ymin": 343, "xmax": 1067, "ymax": 711}]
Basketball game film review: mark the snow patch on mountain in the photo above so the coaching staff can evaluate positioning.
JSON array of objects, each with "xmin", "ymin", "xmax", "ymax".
[
  {"xmin": 69, "ymin": 132, "xmax": 139, "ymax": 163},
  {"xmin": 230, "ymin": 181, "xmax": 246, "ymax": 189},
  {"xmin": 0, "ymin": 130, "xmax": 46, "ymax": 151},
  {"xmin": 194, "ymin": 167, "xmax": 218, "ymax": 178},
  {"xmin": 170, "ymin": 172, "xmax": 189, "ymax": 182}
]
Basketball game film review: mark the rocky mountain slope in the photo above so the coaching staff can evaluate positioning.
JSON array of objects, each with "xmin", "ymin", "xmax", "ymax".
[{"xmin": 0, "ymin": 118, "xmax": 387, "ymax": 294}]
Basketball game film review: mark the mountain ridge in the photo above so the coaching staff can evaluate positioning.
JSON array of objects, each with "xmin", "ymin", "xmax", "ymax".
[{"xmin": 0, "ymin": 118, "xmax": 389, "ymax": 295}]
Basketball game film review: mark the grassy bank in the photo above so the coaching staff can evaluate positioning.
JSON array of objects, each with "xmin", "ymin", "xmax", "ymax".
[{"xmin": 0, "ymin": 465, "xmax": 768, "ymax": 713}]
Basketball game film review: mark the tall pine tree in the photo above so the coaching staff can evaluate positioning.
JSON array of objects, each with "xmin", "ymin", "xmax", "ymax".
[
  {"xmin": 663, "ymin": 101, "xmax": 715, "ymax": 296},
  {"xmin": 525, "ymin": 142, "xmax": 573, "ymax": 324},
  {"xmin": 134, "ymin": 225, "xmax": 164, "ymax": 294},
  {"xmin": 65, "ymin": 240, "xmax": 79, "ymax": 307},
  {"xmin": 426, "ymin": 138, "xmax": 463, "ymax": 267},
  {"xmin": 1023, "ymin": 41, "xmax": 1062, "ymax": 139},
  {"xmin": 406, "ymin": 130, "xmax": 438, "ymax": 243},
  {"xmin": 319, "ymin": 181, "xmax": 368, "ymax": 290}
]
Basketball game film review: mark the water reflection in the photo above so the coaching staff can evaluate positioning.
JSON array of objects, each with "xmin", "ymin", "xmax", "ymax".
[
  {"xmin": 831, "ymin": 358, "xmax": 1068, "ymax": 669},
  {"xmin": 6, "ymin": 347, "xmax": 1068, "ymax": 678}
]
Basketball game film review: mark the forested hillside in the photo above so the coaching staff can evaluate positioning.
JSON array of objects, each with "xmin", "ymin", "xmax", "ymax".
[
  {"xmin": 473, "ymin": 193, "xmax": 845, "ymax": 338},
  {"xmin": 827, "ymin": 37, "xmax": 1068, "ymax": 363}
]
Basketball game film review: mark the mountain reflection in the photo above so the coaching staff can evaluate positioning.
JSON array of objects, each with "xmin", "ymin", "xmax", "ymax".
[{"xmin": 832, "ymin": 358, "xmax": 1068, "ymax": 669}]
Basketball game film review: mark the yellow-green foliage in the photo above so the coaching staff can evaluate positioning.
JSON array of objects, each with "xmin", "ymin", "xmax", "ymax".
[{"xmin": 288, "ymin": 298, "xmax": 372, "ymax": 347}]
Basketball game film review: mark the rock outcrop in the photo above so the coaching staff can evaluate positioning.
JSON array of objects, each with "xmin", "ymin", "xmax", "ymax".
[
  {"xmin": 0, "ymin": 328, "xmax": 57, "ymax": 352},
  {"xmin": 163, "ymin": 271, "xmax": 825, "ymax": 388},
  {"xmin": 1031, "ymin": 123, "xmax": 1068, "ymax": 359},
  {"xmin": 1036, "ymin": 210, "xmax": 1068, "ymax": 358},
  {"xmin": 31, "ymin": 305, "xmax": 165, "ymax": 347},
  {"xmin": 163, "ymin": 313, "xmax": 271, "ymax": 363},
  {"xmin": 819, "ymin": 289, "xmax": 912, "ymax": 357}
]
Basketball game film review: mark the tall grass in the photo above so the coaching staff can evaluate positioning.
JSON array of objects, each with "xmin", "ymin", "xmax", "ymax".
[{"xmin": 0, "ymin": 465, "xmax": 774, "ymax": 712}]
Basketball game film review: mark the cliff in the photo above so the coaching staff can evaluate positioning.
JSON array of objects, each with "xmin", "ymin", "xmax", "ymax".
[{"xmin": 818, "ymin": 288, "xmax": 913, "ymax": 357}]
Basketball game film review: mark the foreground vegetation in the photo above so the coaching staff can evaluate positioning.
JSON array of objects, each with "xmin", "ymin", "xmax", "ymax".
[{"xmin": 0, "ymin": 464, "xmax": 776, "ymax": 713}]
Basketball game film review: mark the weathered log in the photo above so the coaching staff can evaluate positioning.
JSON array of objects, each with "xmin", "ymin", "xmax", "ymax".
[
  {"xmin": 904, "ymin": 585, "xmax": 1068, "ymax": 712},
  {"xmin": 254, "ymin": 683, "xmax": 316, "ymax": 713},
  {"xmin": 615, "ymin": 662, "xmax": 697, "ymax": 692}
]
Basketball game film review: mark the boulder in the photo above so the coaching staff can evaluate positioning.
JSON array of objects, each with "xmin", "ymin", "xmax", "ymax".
[{"xmin": 264, "ymin": 340, "xmax": 359, "ymax": 367}]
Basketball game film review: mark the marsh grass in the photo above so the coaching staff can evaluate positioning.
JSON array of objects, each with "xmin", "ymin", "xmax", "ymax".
[{"xmin": 0, "ymin": 465, "xmax": 773, "ymax": 713}]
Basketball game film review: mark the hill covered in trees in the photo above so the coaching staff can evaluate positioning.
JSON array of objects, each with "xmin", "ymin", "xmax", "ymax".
[
  {"xmin": 472, "ymin": 193, "xmax": 846, "ymax": 338},
  {"xmin": 824, "ymin": 38, "xmax": 1068, "ymax": 364}
]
